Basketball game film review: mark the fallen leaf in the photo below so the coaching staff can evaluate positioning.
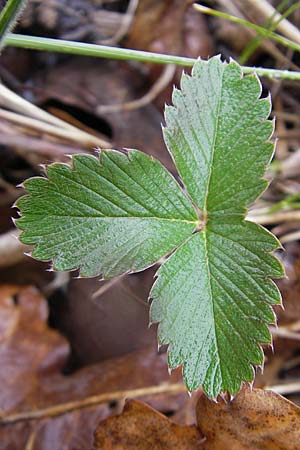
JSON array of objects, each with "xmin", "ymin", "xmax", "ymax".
[
  {"xmin": 0, "ymin": 286, "xmax": 193, "ymax": 449},
  {"xmin": 93, "ymin": 399, "xmax": 204, "ymax": 450},
  {"xmin": 196, "ymin": 387, "xmax": 300, "ymax": 450},
  {"xmin": 0, "ymin": 285, "xmax": 69, "ymax": 412},
  {"xmin": 126, "ymin": 0, "xmax": 212, "ymax": 58},
  {"xmin": 126, "ymin": 0, "xmax": 213, "ymax": 109}
]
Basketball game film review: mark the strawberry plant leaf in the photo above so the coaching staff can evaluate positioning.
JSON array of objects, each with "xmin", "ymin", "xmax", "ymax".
[
  {"xmin": 15, "ymin": 56, "xmax": 283, "ymax": 397},
  {"xmin": 16, "ymin": 150, "xmax": 198, "ymax": 278}
]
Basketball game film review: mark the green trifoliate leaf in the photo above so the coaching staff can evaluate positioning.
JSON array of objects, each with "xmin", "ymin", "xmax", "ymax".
[
  {"xmin": 15, "ymin": 55, "xmax": 284, "ymax": 398},
  {"xmin": 16, "ymin": 150, "xmax": 198, "ymax": 278}
]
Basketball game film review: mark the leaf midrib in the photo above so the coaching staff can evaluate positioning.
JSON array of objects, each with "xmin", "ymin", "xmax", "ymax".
[
  {"xmin": 26, "ymin": 214, "xmax": 199, "ymax": 224},
  {"xmin": 201, "ymin": 64, "xmax": 226, "ymax": 392}
]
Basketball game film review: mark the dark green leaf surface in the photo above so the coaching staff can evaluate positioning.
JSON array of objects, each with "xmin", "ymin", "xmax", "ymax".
[
  {"xmin": 16, "ymin": 150, "xmax": 197, "ymax": 277},
  {"xmin": 16, "ymin": 56, "xmax": 283, "ymax": 397},
  {"xmin": 164, "ymin": 56, "xmax": 273, "ymax": 215},
  {"xmin": 150, "ymin": 56, "xmax": 283, "ymax": 396},
  {"xmin": 150, "ymin": 220, "xmax": 283, "ymax": 397}
]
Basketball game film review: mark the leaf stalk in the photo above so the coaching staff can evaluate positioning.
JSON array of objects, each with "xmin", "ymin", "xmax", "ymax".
[{"xmin": 0, "ymin": 0, "xmax": 27, "ymax": 50}]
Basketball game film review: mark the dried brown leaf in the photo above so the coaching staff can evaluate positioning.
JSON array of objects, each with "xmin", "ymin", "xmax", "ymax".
[
  {"xmin": 125, "ymin": 0, "xmax": 213, "ymax": 110},
  {"xmin": 126, "ymin": 0, "xmax": 212, "ymax": 58},
  {"xmin": 93, "ymin": 399, "xmax": 204, "ymax": 450},
  {"xmin": 0, "ymin": 285, "xmax": 193, "ymax": 449},
  {"xmin": 196, "ymin": 387, "xmax": 300, "ymax": 450}
]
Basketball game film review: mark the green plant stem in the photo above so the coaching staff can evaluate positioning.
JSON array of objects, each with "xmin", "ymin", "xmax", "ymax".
[
  {"xmin": 0, "ymin": 0, "xmax": 27, "ymax": 48},
  {"xmin": 4, "ymin": 33, "xmax": 300, "ymax": 81},
  {"xmin": 194, "ymin": 4, "xmax": 300, "ymax": 53},
  {"xmin": 4, "ymin": 33, "xmax": 195, "ymax": 65}
]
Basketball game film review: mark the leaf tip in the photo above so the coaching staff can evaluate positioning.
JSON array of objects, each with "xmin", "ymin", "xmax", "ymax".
[
  {"xmin": 247, "ymin": 379, "xmax": 254, "ymax": 393},
  {"xmin": 257, "ymin": 361, "xmax": 265, "ymax": 374},
  {"xmin": 10, "ymin": 216, "xmax": 17, "ymax": 226},
  {"xmin": 266, "ymin": 340, "xmax": 274, "ymax": 354},
  {"xmin": 229, "ymin": 393, "xmax": 235, "ymax": 402},
  {"xmin": 38, "ymin": 163, "xmax": 48, "ymax": 172},
  {"xmin": 64, "ymin": 153, "xmax": 75, "ymax": 160}
]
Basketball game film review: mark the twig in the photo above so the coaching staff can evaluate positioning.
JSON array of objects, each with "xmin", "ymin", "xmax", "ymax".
[
  {"xmin": 126, "ymin": 287, "xmax": 149, "ymax": 307},
  {"xmin": 269, "ymin": 381, "xmax": 300, "ymax": 395},
  {"xmin": 25, "ymin": 430, "xmax": 37, "ymax": 450},
  {"xmin": 270, "ymin": 326, "xmax": 300, "ymax": 341},
  {"xmin": 238, "ymin": 0, "xmax": 300, "ymax": 65},
  {"xmin": 97, "ymin": 64, "xmax": 176, "ymax": 113},
  {"xmin": 0, "ymin": 132, "xmax": 87, "ymax": 157},
  {"xmin": 194, "ymin": 4, "xmax": 300, "ymax": 52},
  {"xmin": 282, "ymin": 355, "xmax": 300, "ymax": 371},
  {"xmin": 272, "ymin": 111, "xmax": 300, "ymax": 124},
  {"xmin": 278, "ymin": 149, "xmax": 300, "ymax": 178},
  {"xmin": 90, "ymin": 275, "xmax": 148, "ymax": 311},
  {"xmin": 92, "ymin": 274, "xmax": 126, "ymax": 299},
  {"xmin": 247, "ymin": 210, "xmax": 300, "ymax": 225},
  {"xmin": 0, "ymin": 84, "xmax": 110, "ymax": 148},
  {"xmin": 280, "ymin": 230, "xmax": 300, "ymax": 244},
  {"xmin": 101, "ymin": 0, "xmax": 139, "ymax": 45},
  {"xmin": 275, "ymin": 130, "xmax": 300, "ymax": 139},
  {"xmin": 243, "ymin": 0, "xmax": 300, "ymax": 44},
  {"xmin": 0, "ymin": 108, "xmax": 103, "ymax": 147},
  {"xmin": 4, "ymin": 34, "xmax": 300, "ymax": 81},
  {"xmin": 273, "ymin": 97, "xmax": 288, "ymax": 160},
  {"xmin": 0, "ymin": 84, "xmax": 75, "ymax": 129},
  {"xmin": 289, "ymin": 320, "xmax": 300, "ymax": 332},
  {"xmin": 43, "ymin": 272, "xmax": 70, "ymax": 296},
  {"xmin": 0, "ymin": 382, "xmax": 186, "ymax": 425}
]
